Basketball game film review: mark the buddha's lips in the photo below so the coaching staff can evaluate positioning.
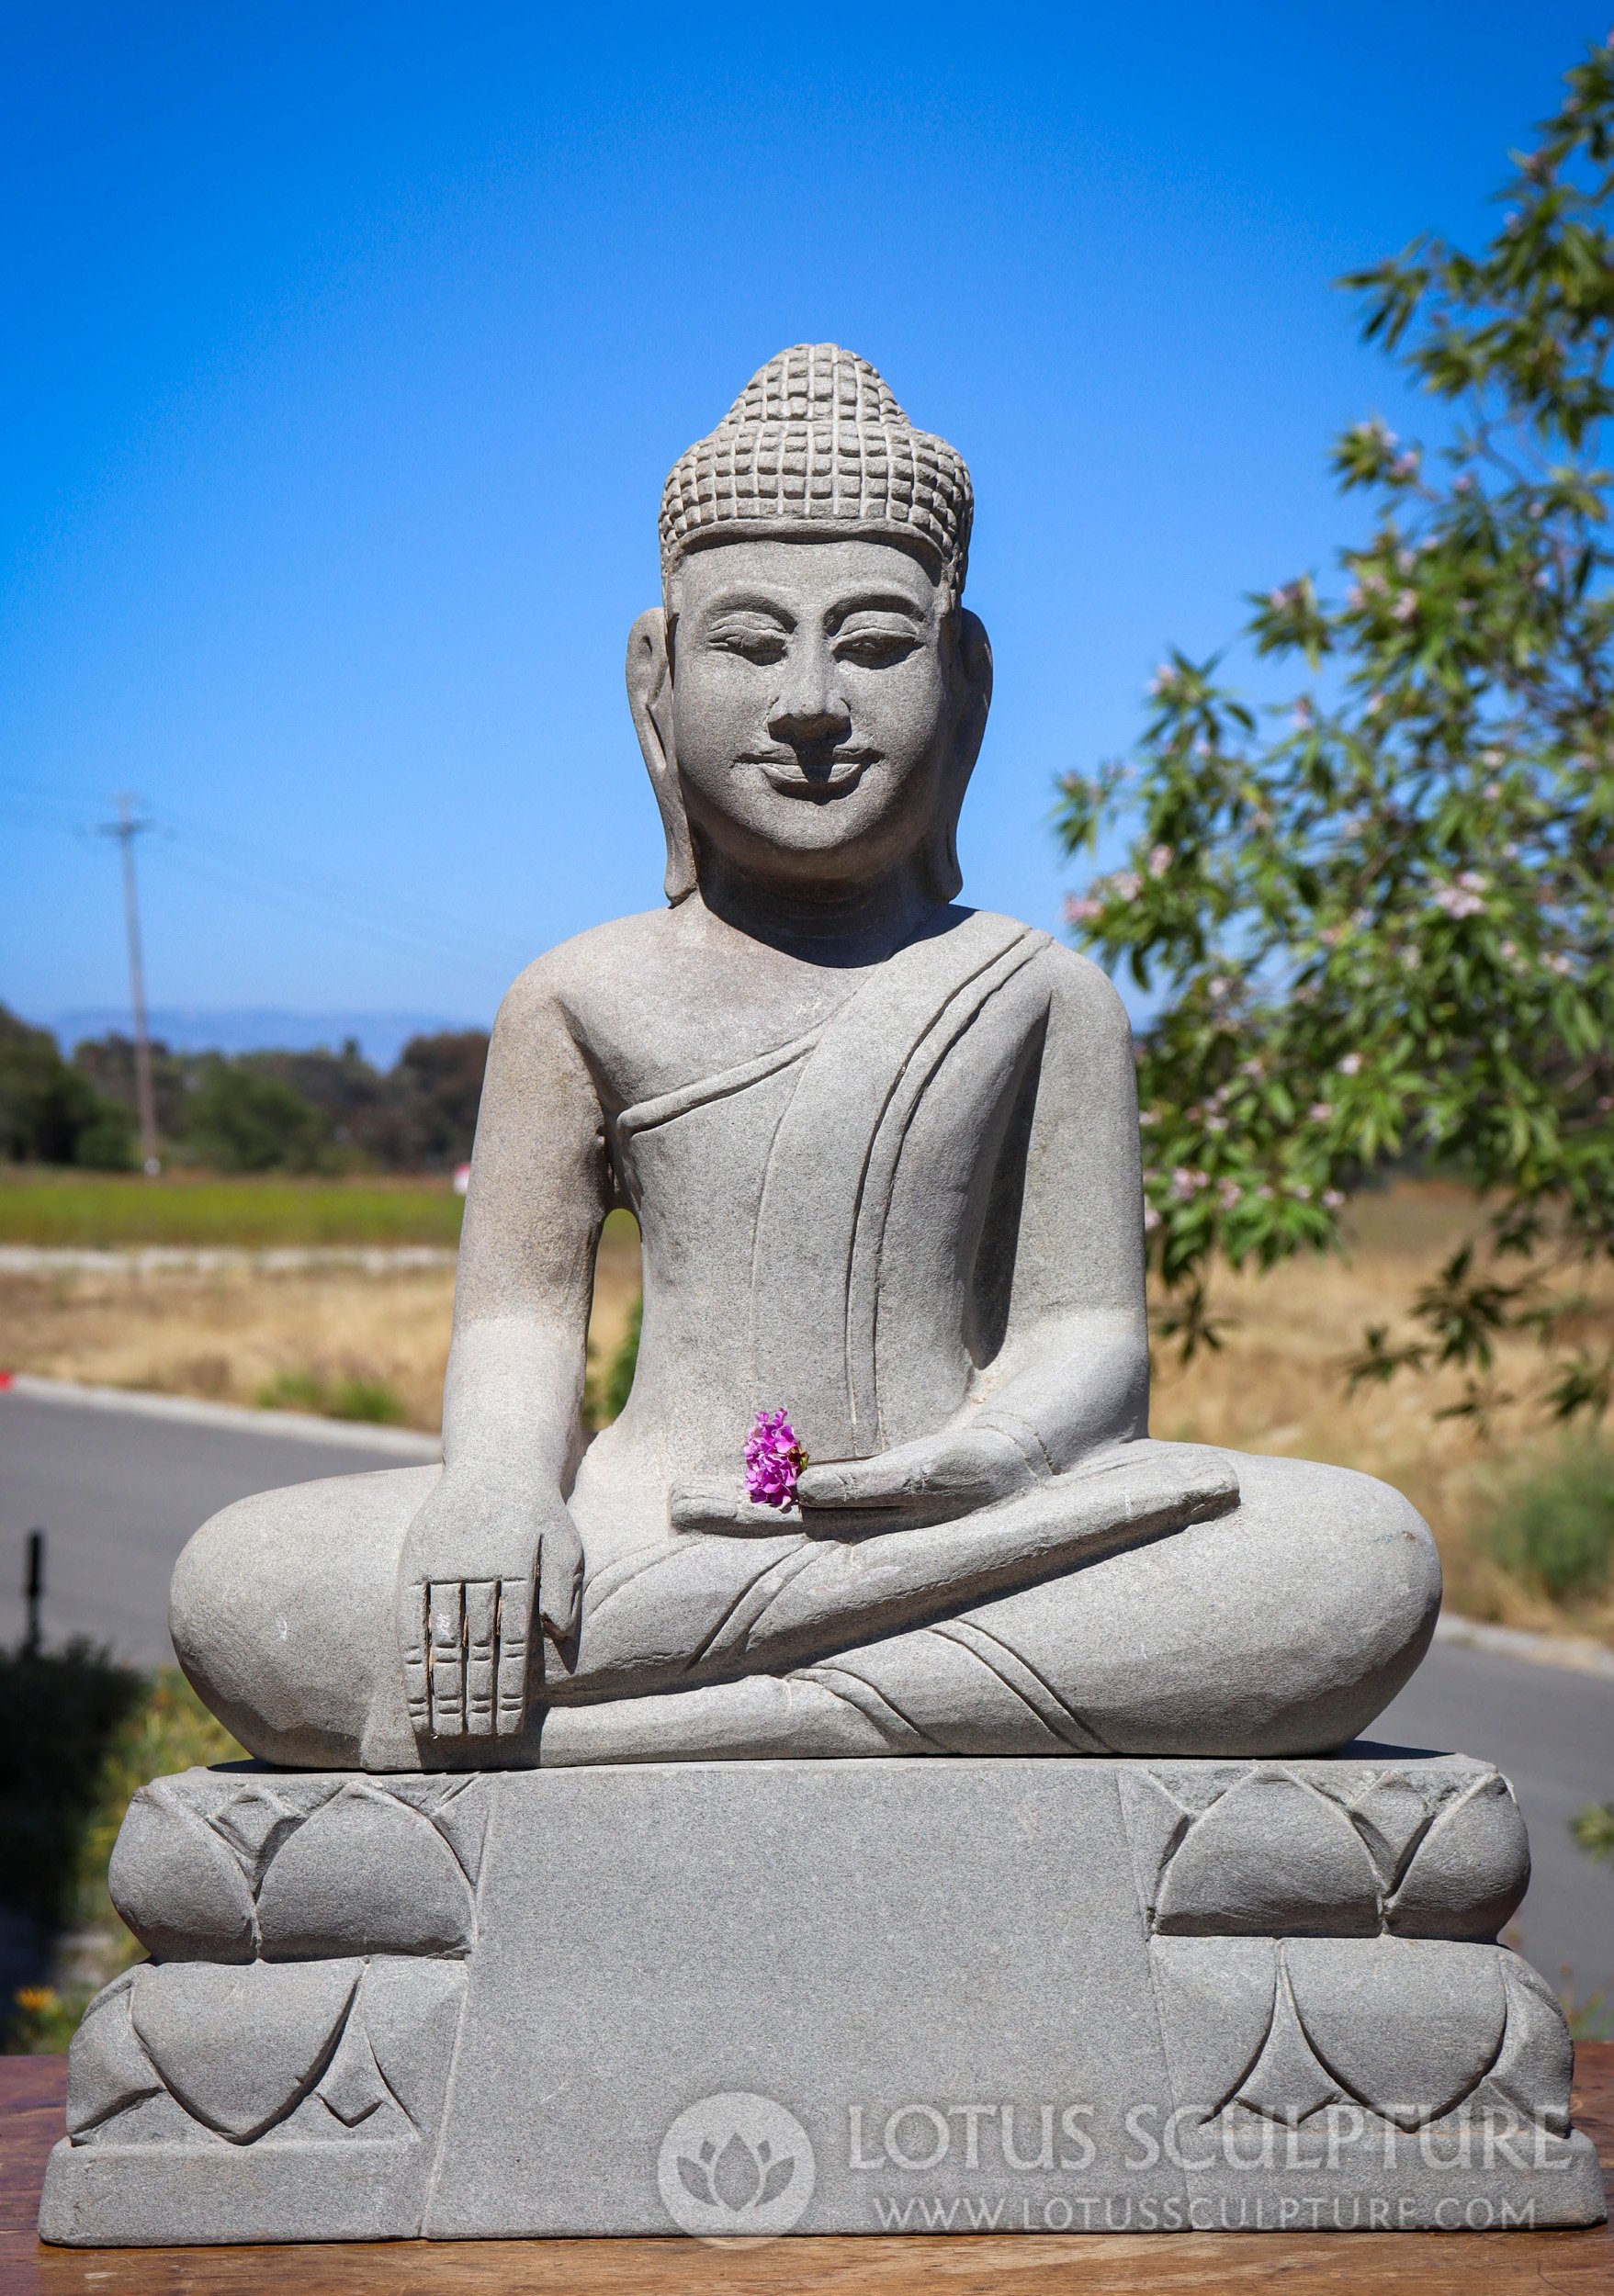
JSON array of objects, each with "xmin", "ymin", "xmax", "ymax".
[{"xmin": 750, "ymin": 752, "xmax": 879, "ymax": 797}]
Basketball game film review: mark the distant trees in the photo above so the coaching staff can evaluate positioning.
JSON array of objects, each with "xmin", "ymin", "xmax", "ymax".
[
  {"xmin": 181, "ymin": 1062, "xmax": 333, "ymax": 1175},
  {"xmin": 0, "ymin": 1007, "xmax": 135, "ymax": 1167},
  {"xmin": 0, "ymin": 1010, "xmax": 490, "ymax": 1176},
  {"xmin": 385, "ymin": 1032, "xmax": 490, "ymax": 1168}
]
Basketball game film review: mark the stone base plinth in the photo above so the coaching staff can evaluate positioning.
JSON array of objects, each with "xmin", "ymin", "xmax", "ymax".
[{"xmin": 39, "ymin": 1755, "xmax": 1606, "ymax": 2243}]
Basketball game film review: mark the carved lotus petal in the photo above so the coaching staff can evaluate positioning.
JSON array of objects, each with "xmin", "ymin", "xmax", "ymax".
[
  {"xmin": 1235, "ymin": 1972, "xmax": 1342, "ymax": 2124},
  {"xmin": 1283, "ymin": 1937, "xmax": 1507, "ymax": 2129},
  {"xmin": 317, "ymin": 2014, "xmax": 390, "ymax": 2129},
  {"xmin": 64, "ymin": 1975, "xmax": 160, "ymax": 2139},
  {"xmin": 1342, "ymin": 1772, "xmax": 1444, "ymax": 1886},
  {"xmin": 1118, "ymin": 1771, "xmax": 1192, "ymax": 1919},
  {"xmin": 712, "ymin": 2132, "xmax": 762, "ymax": 2212},
  {"xmin": 1387, "ymin": 1773, "xmax": 1529, "ymax": 1940},
  {"xmin": 1485, "ymin": 1952, "xmax": 1574, "ymax": 2134},
  {"xmin": 1148, "ymin": 1936, "xmax": 1278, "ymax": 2116},
  {"xmin": 131, "ymin": 1960, "xmax": 360, "ymax": 2144},
  {"xmin": 208, "ymin": 1784, "xmax": 302, "ymax": 1882},
  {"xmin": 108, "ymin": 1781, "xmax": 256, "ymax": 1963},
  {"xmin": 1154, "ymin": 1773, "xmax": 1379, "ymax": 1936},
  {"xmin": 356, "ymin": 1957, "xmax": 466, "ymax": 2131},
  {"xmin": 256, "ymin": 1784, "xmax": 474, "ymax": 1959}
]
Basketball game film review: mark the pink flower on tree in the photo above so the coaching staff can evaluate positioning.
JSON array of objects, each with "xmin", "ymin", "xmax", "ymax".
[{"xmin": 745, "ymin": 1409, "xmax": 807, "ymax": 1509}]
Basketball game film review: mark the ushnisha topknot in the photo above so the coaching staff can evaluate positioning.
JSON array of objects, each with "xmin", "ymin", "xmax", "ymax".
[{"xmin": 660, "ymin": 344, "xmax": 973, "ymax": 606}]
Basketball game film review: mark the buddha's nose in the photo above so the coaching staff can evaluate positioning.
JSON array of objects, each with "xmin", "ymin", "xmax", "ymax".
[{"xmin": 768, "ymin": 664, "xmax": 852, "ymax": 753}]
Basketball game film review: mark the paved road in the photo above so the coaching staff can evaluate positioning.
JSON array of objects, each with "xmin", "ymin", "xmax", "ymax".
[
  {"xmin": 0, "ymin": 1383, "xmax": 435, "ymax": 1663},
  {"xmin": 3, "ymin": 1382, "xmax": 1608, "ymax": 1997}
]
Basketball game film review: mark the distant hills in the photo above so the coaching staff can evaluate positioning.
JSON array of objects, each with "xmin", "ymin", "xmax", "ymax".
[{"xmin": 49, "ymin": 1009, "xmax": 485, "ymax": 1069}]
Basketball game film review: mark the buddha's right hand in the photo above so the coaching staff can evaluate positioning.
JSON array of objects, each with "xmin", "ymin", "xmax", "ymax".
[{"xmin": 397, "ymin": 1475, "xmax": 583, "ymax": 1742}]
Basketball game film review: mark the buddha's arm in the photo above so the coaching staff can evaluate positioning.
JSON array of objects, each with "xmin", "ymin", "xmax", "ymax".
[
  {"xmin": 963, "ymin": 950, "xmax": 1151, "ymax": 1468},
  {"xmin": 796, "ymin": 952, "xmax": 1151, "ymax": 1518},
  {"xmin": 399, "ymin": 956, "xmax": 610, "ymax": 1741}
]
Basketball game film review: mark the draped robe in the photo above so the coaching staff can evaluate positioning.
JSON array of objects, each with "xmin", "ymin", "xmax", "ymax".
[{"xmin": 542, "ymin": 912, "xmax": 1236, "ymax": 1761}]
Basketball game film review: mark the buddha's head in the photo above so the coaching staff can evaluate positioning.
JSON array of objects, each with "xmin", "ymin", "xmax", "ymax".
[{"xmin": 627, "ymin": 346, "xmax": 991, "ymax": 912}]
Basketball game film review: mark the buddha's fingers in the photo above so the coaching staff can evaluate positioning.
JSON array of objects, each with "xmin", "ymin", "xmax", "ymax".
[
  {"xmin": 401, "ymin": 1581, "xmax": 432, "ymax": 1733},
  {"xmin": 537, "ymin": 1514, "xmax": 584, "ymax": 1642},
  {"xmin": 463, "ymin": 1580, "xmax": 499, "ymax": 1737},
  {"xmin": 428, "ymin": 1579, "xmax": 467, "ymax": 1737},
  {"xmin": 494, "ymin": 1576, "xmax": 530, "ymax": 1736}
]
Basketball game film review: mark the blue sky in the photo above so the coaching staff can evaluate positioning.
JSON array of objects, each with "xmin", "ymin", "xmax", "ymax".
[{"xmin": 3, "ymin": 2, "xmax": 1606, "ymax": 1052}]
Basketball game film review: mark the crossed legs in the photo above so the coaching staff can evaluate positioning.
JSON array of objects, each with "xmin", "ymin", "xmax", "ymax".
[{"xmin": 170, "ymin": 1447, "xmax": 1439, "ymax": 1771}]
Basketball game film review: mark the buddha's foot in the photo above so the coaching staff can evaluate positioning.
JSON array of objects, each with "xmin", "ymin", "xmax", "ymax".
[{"xmin": 41, "ymin": 1753, "xmax": 1603, "ymax": 2244}]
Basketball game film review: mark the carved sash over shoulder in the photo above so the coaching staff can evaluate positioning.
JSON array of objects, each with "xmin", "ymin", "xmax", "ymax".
[{"xmin": 751, "ymin": 911, "xmax": 1049, "ymax": 1461}]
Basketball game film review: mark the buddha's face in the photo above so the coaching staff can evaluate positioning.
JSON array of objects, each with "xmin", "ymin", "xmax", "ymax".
[{"xmin": 662, "ymin": 537, "xmax": 981, "ymax": 899}]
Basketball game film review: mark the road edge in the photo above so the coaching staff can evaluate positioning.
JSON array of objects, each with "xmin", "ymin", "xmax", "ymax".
[{"xmin": 0, "ymin": 1372, "xmax": 441, "ymax": 1459}]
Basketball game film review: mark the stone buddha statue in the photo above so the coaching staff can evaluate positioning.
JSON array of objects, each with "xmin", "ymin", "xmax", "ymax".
[
  {"xmin": 48, "ymin": 350, "xmax": 1600, "ymax": 2254},
  {"xmin": 172, "ymin": 344, "xmax": 1439, "ymax": 1773}
]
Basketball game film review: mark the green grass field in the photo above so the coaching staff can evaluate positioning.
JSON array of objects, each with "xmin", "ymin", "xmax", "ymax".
[{"xmin": 0, "ymin": 1167, "xmax": 466, "ymax": 1247}]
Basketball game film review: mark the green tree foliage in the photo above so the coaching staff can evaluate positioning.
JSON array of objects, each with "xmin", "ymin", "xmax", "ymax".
[
  {"xmin": 0, "ymin": 1007, "xmax": 134, "ymax": 1167},
  {"xmin": 1055, "ymin": 39, "xmax": 1614, "ymax": 1425},
  {"xmin": 381, "ymin": 1030, "xmax": 491, "ymax": 1167},
  {"xmin": 240, "ymin": 1040, "xmax": 388, "ymax": 1156},
  {"xmin": 181, "ymin": 1057, "xmax": 333, "ymax": 1174},
  {"xmin": 0, "ymin": 1643, "xmax": 144, "ymax": 1937},
  {"xmin": 59, "ymin": 1025, "xmax": 491, "ymax": 1174},
  {"xmin": 72, "ymin": 1031, "xmax": 191, "ymax": 1142}
]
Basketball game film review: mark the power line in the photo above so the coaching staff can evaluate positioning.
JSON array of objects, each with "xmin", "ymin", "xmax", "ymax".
[
  {"xmin": 160, "ymin": 813, "xmax": 533, "ymax": 970},
  {"xmin": 148, "ymin": 840, "xmax": 525, "ymax": 979},
  {"xmin": 0, "ymin": 772, "xmax": 538, "ymax": 982}
]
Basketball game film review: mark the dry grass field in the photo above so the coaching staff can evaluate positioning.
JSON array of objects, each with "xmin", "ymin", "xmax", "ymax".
[
  {"xmin": 1148, "ymin": 1184, "xmax": 1614, "ymax": 1639},
  {"xmin": 0, "ymin": 1210, "xmax": 641, "ymax": 1435},
  {"xmin": 3, "ymin": 1183, "xmax": 1609, "ymax": 1641}
]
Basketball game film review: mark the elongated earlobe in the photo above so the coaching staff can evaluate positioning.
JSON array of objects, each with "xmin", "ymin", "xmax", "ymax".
[
  {"xmin": 626, "ymin": 609, "xmax": 697, "ymax": 905},
  {"xmin": 923, "ymin": 609, "xmax": 993, "ymax": 902}
]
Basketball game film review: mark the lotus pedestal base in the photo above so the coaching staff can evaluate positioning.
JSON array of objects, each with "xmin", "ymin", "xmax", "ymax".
[{"xmin": 39, "ymin": 1754, "xmax": 1606, "ymax": 2244}]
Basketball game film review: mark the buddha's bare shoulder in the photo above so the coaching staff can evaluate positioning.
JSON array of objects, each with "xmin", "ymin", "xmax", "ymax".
[
  {"xmin": 491, "ymin": 909, "xmax": 691, "ymax": 1025},
  {"xmin": 969, "ymin": 911, "xmax": 1134, "ymax": 1043}
]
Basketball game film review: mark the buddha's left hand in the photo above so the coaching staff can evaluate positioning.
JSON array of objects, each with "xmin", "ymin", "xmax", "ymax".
[{"xmin": 795, "ymin": 1420, "xmax": 1044, "ymax": 1524}]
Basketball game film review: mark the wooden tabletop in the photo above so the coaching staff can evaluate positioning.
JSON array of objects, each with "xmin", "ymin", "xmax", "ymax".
[{"xmin": 2, "ymin": 2048, "xmax": 1609, "ymax": 2292}]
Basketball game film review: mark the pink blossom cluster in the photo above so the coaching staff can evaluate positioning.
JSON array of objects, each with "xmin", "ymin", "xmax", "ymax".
[
  {"xmin": 1433, "ymin": 872, "xmax": 1488, "ymax": 920},
  {"xmin": 744, "ymin": 1409, "xmax": 807, "ymax": 1509},
  {"xmin": 1065, "ymin": 866, "xmax": 1146, "ymax": 922}
]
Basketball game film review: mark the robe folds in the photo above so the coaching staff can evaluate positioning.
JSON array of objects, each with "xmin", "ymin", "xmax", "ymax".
[{"xmin": 545, "ymin": 911, "xmax": 1240, "ymax": 1758}]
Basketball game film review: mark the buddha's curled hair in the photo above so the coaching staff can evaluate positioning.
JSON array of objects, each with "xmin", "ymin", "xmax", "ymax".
[{"xmin": 660, "ymin": 344, "xmax": 973, "ymax": 610}]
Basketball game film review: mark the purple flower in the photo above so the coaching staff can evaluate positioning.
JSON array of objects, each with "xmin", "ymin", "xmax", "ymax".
[{"xmin": 745, "ymin": 1409, "xmax": 807, "ymax": 1509}]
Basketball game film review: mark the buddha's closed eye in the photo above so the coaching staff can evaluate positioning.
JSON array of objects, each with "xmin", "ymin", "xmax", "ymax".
[
  {"xmin": 705, "ymin": 613, "xmax": 791, "ymax": 663},
  {"xmin": 834, "ymin": 630, "xmax": 920, "ymax": 667}
]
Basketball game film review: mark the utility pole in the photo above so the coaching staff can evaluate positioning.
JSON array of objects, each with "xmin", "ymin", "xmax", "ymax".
[{"xmin": 98, "ymin": 793, "xmax": 161, "ymax": 1176}]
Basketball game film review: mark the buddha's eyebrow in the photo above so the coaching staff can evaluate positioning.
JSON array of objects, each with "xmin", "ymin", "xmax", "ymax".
[
  {"xmin": 700, "ymin": 591, "xmax": 796, "ymax": 627},
  {"xmin": 824, "ymin": 591, "xmax": 927, "ymax": 631}
]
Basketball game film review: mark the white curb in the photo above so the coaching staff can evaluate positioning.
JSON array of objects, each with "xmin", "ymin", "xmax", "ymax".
[{"xmin": 1, "ymin": 1372, "xmax": 440, "ymax": 1458}]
